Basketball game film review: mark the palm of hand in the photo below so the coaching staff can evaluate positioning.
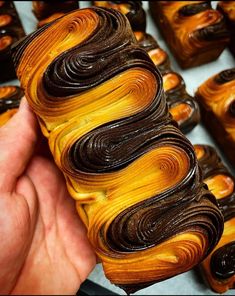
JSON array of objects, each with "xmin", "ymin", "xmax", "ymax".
[{"xmin": 0, "ymin": 100, "xmax": 96, "ymax": 295}]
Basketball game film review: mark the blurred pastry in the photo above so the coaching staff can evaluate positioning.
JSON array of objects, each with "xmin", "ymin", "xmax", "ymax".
[
  {"xmin": 12, "ymin": 7, "xmax": 223, "ymax": 293},
  {"xmin": 149, "ymin": 1, "xmax": 230, "ymax": 69},
  {"xmin": 93, "ymin": 1, "xmax": 146, "ymax": 31},
  {"xmin": 135, "ymin": 31, "xmax": 200, "ymax": 133},
  {"xmin": 32, "ymin": 1, "xmax": 79, "ymax": 28},
  {"xmin": 196, "ymin": 68, "xmax": 235, "ymax": 167},
  {"xmin": 195, "ymin": 144, "xmax": 235, "ymax": 293},
  {"xmin": 0, "ymin": 85, "xmax": 23, "ymax": 126},
  {"xmin": 217, "ymin": 1, "xmax": 235, "ymax": 57},
  {"xmin": 0, "ymin": 1, "xmax": 25, "ymax": 82}
]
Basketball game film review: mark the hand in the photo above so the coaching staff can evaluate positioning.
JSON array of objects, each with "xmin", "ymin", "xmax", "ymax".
[{"xmin": 0, "ymin": 98, "xmax": 96, "ymax": 295}]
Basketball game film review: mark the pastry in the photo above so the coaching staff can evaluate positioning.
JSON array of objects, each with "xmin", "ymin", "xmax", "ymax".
[
  {"xmin": 135, "ymin": 31, "xmax": 200, "ymax": 133},
  {"xmin": 0, "ymin": 85, "xmax": 23, "ymax": 126},
  {"xmin": 217, "ymin": 1, "xmax": 235, "ymax": 57},
  {"xmin": 196, "ymin": 68, "xmax": 235, "ymax": 167},
  {"xmin": 93, "ymin": 1, "xmax": 146, "ymax": 31},
  {"xmin": 32, "ymin": 1, "xmax": 79, "ymax": 20},
  {"xmin": 12, "ymin": 7, "xmax": 223, "ymax": 293},
  {"xmin": 32, "ymin": 1, "xmax": 79, "ymax": 28},
  {"xmin": 0, "ymin": 1, "xmax": 25, "ymax": 82},
  {"xmin": 195, "ymin": 144, "xmax": 235, "ymax": 293},
  {"xmin": 149, "ymin": 1, "xmax": 230, "ymax": 69}
]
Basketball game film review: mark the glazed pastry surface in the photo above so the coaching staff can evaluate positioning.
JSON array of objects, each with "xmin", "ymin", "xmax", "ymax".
[
  {"xmin": 12, "ymin": 8, "xmax": 223, "ymax": 293},
  {"xmin": 135, "ymin": 31, "xmax": 200, "ymax": 133},
  {"xmin": 196, "ymin": 68, "xmax": 235, "ymax": 167},
  {"xmin": 195, "ymin": 144, "xmax": 235, "ymax": 293},
  {"xmin": 149, "ymin": 1, "xmax": 230, "ymax": 68}
]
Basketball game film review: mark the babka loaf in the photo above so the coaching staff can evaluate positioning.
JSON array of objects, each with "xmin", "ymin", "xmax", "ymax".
[
  {"xmin": 93, "ymin": 1, "xmax": 146, "ymax": 31},
  {"xmin": 32, "ymin": 1, "xmax": 79, "ymax": 28},
  {"xmin": 135, "ymin": 31, "xmax": 200, "ymax": 133},
  {"xmin": 196, "ymin": 68, "xmax": 235, "ymax": 167},
  {"xmin": 0, "ymin": 85, "xmax": 23, "ymax": 126},
  {"xmin": 217, "ymin": 1, "xmax": 235, "ymax": 57},
  {"xmin": 149, "ymin": 1, "xmax": 230, "ymax": 69},
  {"xmin": 195, "ymin": 144, "xmax": 235, "ymax": 293},
  {"xmin": 0, "ymin": 1, "xmax": 25, "ymax": 82},
  {"xmin": 12, "ymin": 7, "xmax": 223, "ymax": 293}
]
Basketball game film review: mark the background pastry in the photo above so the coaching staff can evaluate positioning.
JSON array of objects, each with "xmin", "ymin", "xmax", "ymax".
[
  {"xmin": 195, "ymin": 144, "xmax": 235, "ymax": 293},
  {"xmin": 12, "ymin": 7, "xmax": 223, "ymax": 293},
  {"xmin": 196, "ymin": 68, "xmax": 235, "ymax": 167},
  {"xmin": 149, "ymin": 1, "xmax": 230, "ymax": 69},
  {"xmin": 135, "ymin": 31, "xmax": 200, "ymax": 134},
  {"xmin": 0, "ymin": 1, "xmax": 25, "ymax": 82}
]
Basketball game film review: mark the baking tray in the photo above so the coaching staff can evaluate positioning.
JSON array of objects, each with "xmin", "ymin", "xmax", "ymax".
[{"xmin": 1, "ymin": 1, "xmax": 235, "ymax": 295}]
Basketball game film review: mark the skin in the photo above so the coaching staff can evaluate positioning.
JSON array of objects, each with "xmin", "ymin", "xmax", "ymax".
[{"xmin": 0, "ymin": 98, "xmax": 96, "ymax": 295}]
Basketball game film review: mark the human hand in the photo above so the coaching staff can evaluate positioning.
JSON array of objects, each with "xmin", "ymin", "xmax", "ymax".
[{"xmin": 0, "ymin": 98, "xmax": 96, "ymax": 295}]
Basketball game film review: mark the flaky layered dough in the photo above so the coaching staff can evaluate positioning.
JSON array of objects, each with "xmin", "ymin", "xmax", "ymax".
[
  {"xmin": 150, "ymin": 1, "xmax": 230, "ymax": 68},
  {"xmin": 12, "ymin": 8, "xmax": 223, "ymax": 293},
  {"xmin": 195, "ymin": 145, "xmax": 235, "ymax": 293},
  {"xmin": 196, "ymin": 68, "xmax": 235, "ymax": 167}
]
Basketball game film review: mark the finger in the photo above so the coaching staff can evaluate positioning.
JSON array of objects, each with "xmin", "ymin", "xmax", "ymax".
[{"xmin": 0, "ymin": 97, "xmax": 38, "ymax": 192}]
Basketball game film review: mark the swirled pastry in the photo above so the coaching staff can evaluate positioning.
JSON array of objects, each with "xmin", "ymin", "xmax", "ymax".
[
  {"xmin": 0, "ymin": 85, "xmax": 23, "ymax": 126},
  {"xmin": 93, "ymin": 1, "xmax": 146, "ymax": 31},
  {"xmin": 0, "ymin": 1, "xmax": 25, "ymax": 82},
  {"xmin": 135, "ymin": 31, "xmax": 200, "ymax": 133},
  {"xmin": 195, "ymin": 144, "xmax": 235, "ymax": 293},
  {"xmin": 149, "ymin": 1, "xmax": 230, "ymax": 69},
  {"xmin": 196, "ymin": 68, "xmax": 235, "ymax": 167},
  {"xmin": 12, "ymin": 8, "xmax": 223, "ymax": 293},
  {"xmin": 217, "ymin": 1, "xmax": 235, "ymax": 57}
]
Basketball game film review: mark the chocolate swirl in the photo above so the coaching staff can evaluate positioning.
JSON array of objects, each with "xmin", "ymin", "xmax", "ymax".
[
  {"xmin": 215, "ymin": 68, "xmax": 235, "ymax": 84},
  {"xmin": 178, "ymin": 2, "xmax": 210, "ymax": 16},
  {"xmin": 195, "ymin": 144, "xmax": 235, "ymax": 293},
  {"xmin": 150, "ymin": 1, "xmax": 230, "ymax": 68},
  {"xmin": 12, "ymin": 7, "xmax": 223, "ymax": 293},
  {"xmin": 210, "ymin": 242, "xmax": 235, "ymax": 280},
  {"xmin": 135, "ymin": 31, "xmax": 200, "ymax": 133},
  {"xmin": 93, "ymin": 1, "xmax": 146, "ymax": 31}
]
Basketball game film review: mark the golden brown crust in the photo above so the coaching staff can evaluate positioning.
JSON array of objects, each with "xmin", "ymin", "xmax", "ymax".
[{"xmin": 150, "ymin": 1, "xmax": 230, "ymax": 68}]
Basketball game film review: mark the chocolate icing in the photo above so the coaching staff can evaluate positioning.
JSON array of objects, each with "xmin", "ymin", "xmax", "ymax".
[
  {"xmin": 11, "ymin": 7, "xmax": 224, "ymax": 293},
  {"xmin": 210, "ymin": 242, "xmax": 235, "ymax": 280},
  {"xmin": 215, "ymin": 68, "xmax": 235, "ymax": 84},
  {"xmin": 178, "ymin": 1, "xmax": 210, "ymax": 17}
]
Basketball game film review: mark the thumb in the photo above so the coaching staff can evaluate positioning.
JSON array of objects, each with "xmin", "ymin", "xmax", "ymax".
[{"xmin": 0, "ymin": 97, "xmax": 38, "ymax": 192}]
